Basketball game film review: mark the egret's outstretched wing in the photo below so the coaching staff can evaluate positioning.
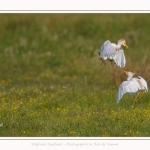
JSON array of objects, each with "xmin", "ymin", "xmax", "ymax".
[
  {"xmin": 98, "ymin": 40, "xmax": 117, "ymax": 59},
  {"xmin": 113, "ymin": 49, "xmax": 126, "ymax": 68},
  {"xmin": 116, "ymin": 81, "xmax": 138, "ymax": 103}
]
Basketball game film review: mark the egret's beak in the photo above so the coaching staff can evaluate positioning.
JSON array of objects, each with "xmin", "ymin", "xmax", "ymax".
[
  {"xmin": 122, "ymin": 70, "xmax": 127, "ymax": 73},
  {"xmin": 124, "ymin": 43, "xmax": 128, "ymax": 49}
]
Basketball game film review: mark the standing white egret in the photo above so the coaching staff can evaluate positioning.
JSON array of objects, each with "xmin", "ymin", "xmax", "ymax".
[
  {"xmin": 116, "ymin": 70, "xmax": 148, "ymax": 103},
  {"xmin": 98, "ymin": 39, "xmax": 128, "ymax": 68}
]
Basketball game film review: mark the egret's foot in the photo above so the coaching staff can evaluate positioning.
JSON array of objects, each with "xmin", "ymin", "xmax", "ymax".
[
  {"xmin": 99, "ymin": 58, "xmax": 106, "ymax": 66},
  {"xmin": 110, "ymin": 61, "xmax": 116, "ymax": 66},
  {"xmin": 107, "ymin": 58, "xmax": 116, "ymax": 66}
]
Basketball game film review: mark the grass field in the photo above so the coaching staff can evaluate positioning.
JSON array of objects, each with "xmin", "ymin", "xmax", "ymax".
[{"xmin": 0, "ymin": 13, "xmax": 150, "ymax": 137}]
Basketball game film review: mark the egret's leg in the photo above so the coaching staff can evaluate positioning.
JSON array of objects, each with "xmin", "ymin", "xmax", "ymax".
[
  {"xmin": 133, "ymin": 92, "xmax": 140, "ymax": 104},
  {"xmin": 99, "ymin": 58, "xmax": 106, "ymax": 66},
  {"xmin": 135, "ymin": 91, "xmax": 144, "ymax": 103},
  {"xmin": 110, "ymin": 61, "xmax": 116, "ymax": 66}
]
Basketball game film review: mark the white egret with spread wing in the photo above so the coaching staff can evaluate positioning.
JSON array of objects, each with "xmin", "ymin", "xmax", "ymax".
[
  {"xmin": 98, "ymin": 39, "xmax": 128, "ymax": 68},
  {"xmin": 116, "ymin": 70, "xmax": 148, "ymax": 103}
]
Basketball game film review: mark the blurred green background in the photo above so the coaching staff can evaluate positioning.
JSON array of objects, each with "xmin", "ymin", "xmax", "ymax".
[
  {"xmin": 0, "ymin": 14, "xmax": 150, "ymax": 137},
  {"xmin": 0, "ymin": 14, "xmax": 150, "ymax": 86}
]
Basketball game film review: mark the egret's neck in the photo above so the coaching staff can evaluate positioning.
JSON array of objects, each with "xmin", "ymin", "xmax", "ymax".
[
  {"xmin": 111, "ymin": 43, "xmax": 121, "ymax": 50},
  {"xmin": 116, "ymin": 43, "xmax": 122, "ymax": 49},
  {"xmin": 127, "ymin": 77, "xmax": 131, "ymax": 81},
  {"xmin": 127, "ymin": 76, "xmax": 133, "ymax": 81}
]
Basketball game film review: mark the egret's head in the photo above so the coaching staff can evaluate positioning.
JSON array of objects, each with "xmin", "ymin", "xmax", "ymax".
[
  {"xmin": 118, "ymin": 39, "xmax": 128, "ymax": 49},
  {"xmin": 123, "ymin": 70, "xmax": 135, "ymax": 80}
]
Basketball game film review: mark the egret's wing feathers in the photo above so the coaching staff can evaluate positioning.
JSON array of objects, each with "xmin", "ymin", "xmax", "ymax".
[
  {"xmin": 116, "ymin": 81, "xmax": 138, "ymax": 103},
  {"xmin": 98, "ymin": 40, "xmax": 117, "ymax": 58},
  {"xmin": 113, "ymin": 49, "xmax": 126, "ymax": 68},
  {"xmin": 137, "ymin": 76, "xmax": 148, "ymax": 92}
]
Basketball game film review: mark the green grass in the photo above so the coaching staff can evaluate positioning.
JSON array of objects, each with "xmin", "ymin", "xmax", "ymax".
[{"xmin": 0, "ymin": 13, "xmax": 150, "ymax": 136}]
